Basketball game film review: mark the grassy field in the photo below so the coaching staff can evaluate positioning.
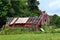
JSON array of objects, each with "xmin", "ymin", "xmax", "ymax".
[
  {"xmin": 0, "ymin": 33, "xmax": 60, "ymax": 40},
  {"xmin": 0, "ymin": 26, "xmax": 60, "ymax": 40}
]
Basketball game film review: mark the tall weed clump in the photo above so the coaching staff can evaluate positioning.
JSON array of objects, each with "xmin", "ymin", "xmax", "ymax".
[{"xmin": 43, "ymin": 22, "xmax": 51, "ymax": 33}]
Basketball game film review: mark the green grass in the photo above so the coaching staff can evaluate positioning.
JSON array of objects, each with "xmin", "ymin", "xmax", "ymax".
[
  {"xmin": 53, "ymin": 28, "xmax": 60, "ymax": 33},
  {"xmin": 0, "ymin": 26, "xmax": 60, "ymax": 40},
  {"xmin": 0, "ymin": 33, "xmax": 60, "ymax": 40}
]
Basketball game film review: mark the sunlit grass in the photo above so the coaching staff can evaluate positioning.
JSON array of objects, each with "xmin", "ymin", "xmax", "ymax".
[{"xmin": 0, "ymin": 33, "xmax": 60, "ymax": 40}]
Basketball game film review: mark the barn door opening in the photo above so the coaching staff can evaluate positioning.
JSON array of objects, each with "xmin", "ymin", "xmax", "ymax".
[{"xmin": 38, "ymin": 25, "xmax": 44, "ymax": 32}]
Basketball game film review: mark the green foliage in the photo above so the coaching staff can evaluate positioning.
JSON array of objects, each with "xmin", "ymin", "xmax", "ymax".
[
  {"xmin": 54, "ymin": 28, "xmax": 60, "ymax": 33},
  {"xmin": 0, "ymin": 0, "xmax": 41, "ymax": 17},
  {"xmin": 50, "ymin": 14, "xmax": 60, "ymax": 28},
  {"xmin": 50, "ymin": 14, "xmax": 58, "ymax": 25},
  {"xmin": 0, "ymin": 0, "xmax": 9, "ymax": 28},
  {"xmin": 43, "ymin": 23, "xmax": 51, "ymax": 33},
  {"xmin": 0, "ymin": 25, "xmax": 60, "ymax": 35},
  {"xmin": 10, "ymin": 0, "xmax": 41, "ymax": 17},
  {"xmin": 0, "ymin": 25, "xmax": 41, "ymax": 35},
  {"xmin": 0, "ymin": 33, "xmax": 60, "ymax": 40},
  {"xmin": 55, "ymin": 17, "xmax": 60, "ymax": 27}
]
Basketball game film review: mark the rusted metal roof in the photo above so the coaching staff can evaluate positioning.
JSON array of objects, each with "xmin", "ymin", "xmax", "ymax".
[
  {"xmin": 9, "ymin": 17, "xmax": 40, "ymax": 25},
  {"xmin": 7, "ymin": 17, "xmax": 14, "ymax": 24},
  {"xmin": 15, "ymin": 18, "xmax": 29, "ymax": 23},
  {"xmin": 10, "ymin": 18, "xmax": 17, "ymax": 24},
  {"xmin": 27, "ymin": 17, "xmax": 40, "ymax": 24}
]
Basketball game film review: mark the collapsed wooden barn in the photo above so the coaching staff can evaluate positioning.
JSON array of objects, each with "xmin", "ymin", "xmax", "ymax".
[
  {"xmin": 9, "ymin": 17, "xmax": 40, "ymax": 27},
  {"xmin": 8, "ymin": 11, "xmax": 50, "ymax": 31}
]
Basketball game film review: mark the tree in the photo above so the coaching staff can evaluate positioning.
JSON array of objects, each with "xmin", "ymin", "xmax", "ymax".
[
  {"xmin": 0, "ymin": 0, "xmax": 8, "ymax": 28},
  {"xmin": 55, "ymin": 17, "xmax": 60, "ymax": 28},
  {"xmin": 28, "ymin": 0, "xmax": 39, "ymax": 10},
  {"xmin": 50, "ymin": 14, "xmax": 58, "ymax": 25},
  {"xmin": 28, "ymin": 0, "xmax": 41, "ymax": 16},
  {"xmin": 10, "ymin": 0, "xmax": 41, "ymax": 17},
  {"xmin": 0, "ymin": 0, "xmax": 12, "ymax": 28},
  {"xmin": 50, "ymin": 14, "xmax": 60, "ymax": 28}
]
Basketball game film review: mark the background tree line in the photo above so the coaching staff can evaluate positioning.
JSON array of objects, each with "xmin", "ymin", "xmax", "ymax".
[
  {"xmin": 0, "ymin": 0, "xmax": 41, "ymax": 17},
  {"xmin": 50, "ymin": 14, "xmax": 60, "ymax": 28}
]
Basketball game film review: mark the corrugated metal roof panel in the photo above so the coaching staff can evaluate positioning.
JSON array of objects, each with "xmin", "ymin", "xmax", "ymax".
[
  {"xmin": 15, "ymin": 18, "xmax": 29, "ymax": 23},
  {"xmin": 7, "ymin": 17, "xmax": 14, "ymax": 24},
  {"xmin": 27, "ymin": 17, "xmax": 40, "ymax": 24},
  {"xmin": 10, "ymin": 18, "xmax": 17, "ymax": 24}
]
